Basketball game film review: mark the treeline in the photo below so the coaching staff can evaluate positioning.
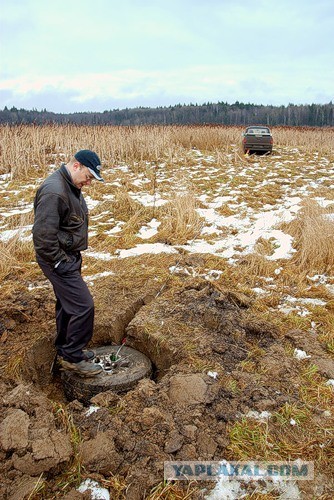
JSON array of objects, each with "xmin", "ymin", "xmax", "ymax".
[{"xmin": 1, "ymin": 101, "xmax": 333, "ymax": 127}]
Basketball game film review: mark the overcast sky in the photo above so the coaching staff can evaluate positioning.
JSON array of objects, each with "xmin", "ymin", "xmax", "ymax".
[{"xmin": 0, "ymin": 0, "xmax": 333, "ymax": 113}]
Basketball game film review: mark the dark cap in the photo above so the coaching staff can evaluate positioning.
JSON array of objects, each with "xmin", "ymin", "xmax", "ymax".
[{"xmin": 74, "ymin": 150, "xmax": 104, "ymax": 182}]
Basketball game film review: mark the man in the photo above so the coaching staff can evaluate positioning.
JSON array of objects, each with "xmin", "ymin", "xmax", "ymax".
[{"xmin": 33, "ymin": 150, "xmax": 104, "ymax": 377}]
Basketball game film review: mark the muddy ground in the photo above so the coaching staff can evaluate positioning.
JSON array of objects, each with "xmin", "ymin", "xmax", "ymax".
[{"xmin": 0, "ymin": 255, "xmax": 333, "ymax": 499}]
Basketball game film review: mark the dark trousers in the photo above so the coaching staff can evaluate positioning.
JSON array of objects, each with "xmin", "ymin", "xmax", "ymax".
[{"xmin": 37, "ymin": 253, "xmax": 94, "ymax": 363}]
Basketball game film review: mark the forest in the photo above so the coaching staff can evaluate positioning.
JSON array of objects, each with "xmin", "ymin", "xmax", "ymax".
[{"xmin": 1, "ymin": 101, "xmax": 333, "ymax": 126}]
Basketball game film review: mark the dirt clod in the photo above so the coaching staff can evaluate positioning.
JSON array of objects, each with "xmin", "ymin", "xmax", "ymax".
[
  {"xmin": 0, "ymin": 409, "xmax": 30, "ymax": 451},
  {"xmin": 80, "ymin": 430, "xmax": 122, "ymax": 475},
  {"xmin": 164, "ymin": 430, "xmax": 184, "ymax": 453},
  {"xmin": 168, "ymin": 374, "xmax": 209, "ymax": 405}
]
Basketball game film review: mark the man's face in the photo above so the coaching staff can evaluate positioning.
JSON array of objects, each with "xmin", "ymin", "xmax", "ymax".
[{"xmin": 71, "ymin": 162, "xmax": 95, "ymax": 189}]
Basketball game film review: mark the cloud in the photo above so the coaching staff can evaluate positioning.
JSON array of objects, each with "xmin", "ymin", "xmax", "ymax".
[
  {"xmin": 1, "ymin": 0, "xmax": 333, "ymax": 111},
  {"xmin": 1, "ymin": 59, "xmax": 333, "ymax": 112}
]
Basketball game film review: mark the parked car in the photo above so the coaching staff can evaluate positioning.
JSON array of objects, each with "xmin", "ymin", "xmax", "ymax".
[{"xmin": 242, "ymin": 126, "xmax": 273, "ymax": 154}]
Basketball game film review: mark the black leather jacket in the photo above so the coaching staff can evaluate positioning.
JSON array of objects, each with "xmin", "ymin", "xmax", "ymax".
[{"xmin": 32, "ymin": 164, "xmax": 88, "ymax": 265}]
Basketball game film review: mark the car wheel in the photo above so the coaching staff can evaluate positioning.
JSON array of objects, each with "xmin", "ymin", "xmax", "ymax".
[{"xmin": 61, "ymin": 345, "xmax": 152, "ymax": 404}]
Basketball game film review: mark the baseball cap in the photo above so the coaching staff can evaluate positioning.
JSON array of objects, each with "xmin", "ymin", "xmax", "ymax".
[{"xmin": 74, "ymin": 150, "xmax": 104, "ymax": 182}]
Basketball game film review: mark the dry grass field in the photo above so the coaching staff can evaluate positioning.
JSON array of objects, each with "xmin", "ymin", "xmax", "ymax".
[{"xmin": 0, "ymin": 125, "xmax": 333, "ymax": 499}]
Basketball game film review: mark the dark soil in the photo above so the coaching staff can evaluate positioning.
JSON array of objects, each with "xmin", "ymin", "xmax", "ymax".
[{"xmin": 0, "ymin": 272, "xmax": 333, "ymax": 499}]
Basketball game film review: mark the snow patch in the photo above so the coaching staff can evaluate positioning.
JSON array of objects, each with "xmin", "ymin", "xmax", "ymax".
[
  {"xmin": 78, "ymin": 479, "xmax": 109, "ymax": 499},
  {"xmin": 293, "ymin": 349, "xmax": 311, "ymax": 360},
  {"xmin": 137, "ymin": 218, "xmax": 161, "ymax": 239},
  {"xmin": 117, "ymin": 243, "xmax": 178, "ymax": 258},
  {"xmin": 85, "ymin": 251, "xmax": 114, "ymax": 261},
  {"xmin": 246, "ymin": 410, "xmax": 272, "ymax": 422},
  {"xmin": 85, "ymin": 406, "xmax": 100, "ymax": 416}
]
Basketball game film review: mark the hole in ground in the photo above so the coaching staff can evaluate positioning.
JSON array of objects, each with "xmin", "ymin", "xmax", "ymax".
[
  {"xmin": 19, "ymin": 321, "xmax": 174, "ymax": 405},
  {"xmin": 18, "ymin": 280, "xmax": 279, "ymax": 405}
]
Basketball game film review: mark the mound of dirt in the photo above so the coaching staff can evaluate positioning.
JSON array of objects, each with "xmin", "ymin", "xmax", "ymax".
[{"xmin": 126, "ymin": 279, "xmax": 279, "ymax": 376}]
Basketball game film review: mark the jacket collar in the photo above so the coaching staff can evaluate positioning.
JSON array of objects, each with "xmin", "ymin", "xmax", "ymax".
[{"xmin": 59, "ymin": 164, "xmax": 82, "ymax": 197}]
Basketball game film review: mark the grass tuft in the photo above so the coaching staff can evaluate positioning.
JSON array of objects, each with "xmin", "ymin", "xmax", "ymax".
[
  {"xmin": 147, "ymin": 480, "xmax": 200, "ymax": 500},
  {"xmin": 287, "ymin": 200, "xmax": 334, "ymax": 274},
  {"xmin": 154, "ymin": 193, "xmax": 203, "ymax": 245},
  {"xmin": 52, "ymin": 403, "xmax": 83, "ymax": 491}
]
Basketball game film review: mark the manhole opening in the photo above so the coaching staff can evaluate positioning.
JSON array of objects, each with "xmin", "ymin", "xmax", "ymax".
[
  {"xmin": 90, "ymin": 349, "xmax": 159, "ymax": 382},
  {"xmin": 61, "ymin": 344, "xmax": 153, "ymax": 405},
  {"xmin": 18, "ymin": 336, "xmax": 159, "ymax": 405}
]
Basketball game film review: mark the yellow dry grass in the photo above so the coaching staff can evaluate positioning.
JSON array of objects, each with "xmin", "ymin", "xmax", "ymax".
[
  {"xmin": 0, "ymin": 235, "xmax": 35, "ymax": 281},
  {"xmin": 112, "ymin": 189, "xmax": 143, "ymax": 221},
  {"xmin": 146, "ymin": 481, "xmax": 200, "ymax": 499},
  {"xmin": 153, "ymin": 192, "xmax": 203, "ymax": 245},
  {"xmin": 274, "ymin": 126, "xmax": 334, "ymax": 154},
  {"xmin": 286, "ymin": 200, "xmax": 334, "ymax": 274},
  {"xmin": 0, "ymin": 208, "xmax": 36, "ymax": 281},
  {"xmin": 1, "ymin": 124, "xmax": 333, "ymax": 179}
]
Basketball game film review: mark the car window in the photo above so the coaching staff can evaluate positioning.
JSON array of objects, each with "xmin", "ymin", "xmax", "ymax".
[{"xmin": 246, "ymin": 127, "xmax": 270, "ymax": 135}]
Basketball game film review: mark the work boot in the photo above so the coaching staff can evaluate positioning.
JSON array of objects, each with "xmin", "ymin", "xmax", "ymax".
[
  {"xmin": 60, "ymin": 359, "xmax": 103, "ymax": 377},
  {"xmin": 83, "ymin": 349, "xmax": 95, "ymax": 360}
]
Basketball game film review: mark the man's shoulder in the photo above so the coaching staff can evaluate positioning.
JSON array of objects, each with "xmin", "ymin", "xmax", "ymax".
[{"xmin": 38, "ymin": 169, "xmax": 65, "ymax": 196}]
